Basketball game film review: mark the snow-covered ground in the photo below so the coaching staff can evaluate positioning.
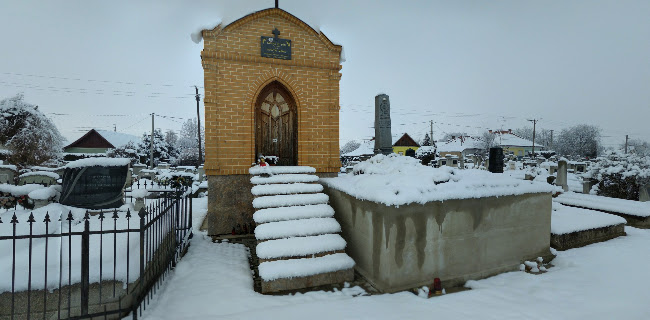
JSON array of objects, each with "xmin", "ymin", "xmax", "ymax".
[{"xmin": 140, "ymin": 197, "xmax": 650, "ymax": 320}]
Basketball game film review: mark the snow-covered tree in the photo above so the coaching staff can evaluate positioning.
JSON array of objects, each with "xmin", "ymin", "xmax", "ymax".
[
  {"xmin": 586, "ymin": 151, "xmax": 650, "ymax": 200},
  {"xmin": 0, "ymin": 94, "xmax": 64, "ymax": 167},
  {"xmin": 624, "ymin": 138, "xmax": 650, "ymax": 156},
  {"xmin": 165, "ymin": 130, "xmax": 178, "ymax": 148},
  {"xmin": 420, "ymin": 133, "xmax": 432, "ymax": 146},
  {"xmin": 137, "ymin": 129, "xmax": 176, "ymax": 166},
  {"xmin": 176, "ymin": 118, "xmax": 204, "ymax": 165},
  {"xmin": 555, "ymin": 124, "xmax": 601, "ymax": 158},
  {"xmin": 106, "ymin": 141, "xmax": 139, "ymax": 165},
  {"xmin": 441, "ymin": 132, "xmax": 466, "ymax": 141},
  {"xmin": 340, "ymin": 140, "xmax": 361, "ymax": 155}
]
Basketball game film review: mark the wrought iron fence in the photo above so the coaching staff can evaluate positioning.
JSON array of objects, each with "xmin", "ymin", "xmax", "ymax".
[{"xmin": 0, "ymin": 189, "xmax": 192, "ymax": 319}]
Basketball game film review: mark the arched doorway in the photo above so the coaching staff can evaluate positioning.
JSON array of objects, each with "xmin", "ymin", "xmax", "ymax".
[{"xmin": 255, "ymin": 81, "xmax": 297, "ymax": 166}]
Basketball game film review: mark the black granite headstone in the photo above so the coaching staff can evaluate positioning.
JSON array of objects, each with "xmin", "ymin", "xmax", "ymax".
[
  {"xmin": 60, "ymin": 165, "xmax": 129, "ymax": 209},
  {"xmin": 488, "ymin": 147, "xmax": 504, "ymax": 173}
]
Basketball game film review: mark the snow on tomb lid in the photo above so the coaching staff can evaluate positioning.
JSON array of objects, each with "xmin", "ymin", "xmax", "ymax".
[
  {"xmin": 261, "ymin": 27, "xmax": 292, "ymax": 60},
  {"xmin": 65, "ymin": 157, "xmax": 131, "ymax": 169}
]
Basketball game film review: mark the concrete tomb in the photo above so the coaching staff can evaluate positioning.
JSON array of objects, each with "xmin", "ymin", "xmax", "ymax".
[
  {"xmin": 324, "ymin": 186, "xmax": 553, "ymax": 292},
  {"xmin": 18, "ymin": 171, "xmax": 59, "ymax": 186},
  {"xmin": 0, "ymin": 165, "xmax": 17, "ymax": 184}
]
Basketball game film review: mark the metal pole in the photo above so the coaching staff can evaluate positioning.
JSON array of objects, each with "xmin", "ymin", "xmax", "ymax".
[
  {"xmin": 195, "ymin": 86, "xmax": 203, "ymax": 168},
  {"xmin": 625, "ymin": 135, "xmax": 628, "ymax": 154},
  {"xmin": 150, "ymin": 113, "xmax": 155, "ymax": 169}
]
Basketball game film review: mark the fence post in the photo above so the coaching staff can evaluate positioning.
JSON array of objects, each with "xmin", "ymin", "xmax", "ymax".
[
  {"xmin": 134, "ymin": 208, "xmax": 146, "ymax": 320},
  {"xmin": 80, "ymin": 212, "xmax": 90, "ymax": 316}
]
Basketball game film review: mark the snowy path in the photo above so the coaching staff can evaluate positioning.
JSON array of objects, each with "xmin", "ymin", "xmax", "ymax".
[{"xmin": 139, "ymin": 198, "xmax": 650, "ymax": 320}]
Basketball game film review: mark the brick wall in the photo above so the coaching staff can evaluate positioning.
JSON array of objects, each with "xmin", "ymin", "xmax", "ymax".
[{"xmin": 201, "ymin": 8, "xmax": 342, "ymax": 176}]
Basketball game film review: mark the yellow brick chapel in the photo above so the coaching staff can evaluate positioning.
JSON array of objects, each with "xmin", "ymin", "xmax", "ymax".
[{"xmin": 200, "ymin": 8, "xmax": 343, "ymax": 235}]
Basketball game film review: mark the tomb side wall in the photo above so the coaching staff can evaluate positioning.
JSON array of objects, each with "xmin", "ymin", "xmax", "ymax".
[{"xmin": 324, "ymin": 186, "xmax": 553, "ymax": 292}]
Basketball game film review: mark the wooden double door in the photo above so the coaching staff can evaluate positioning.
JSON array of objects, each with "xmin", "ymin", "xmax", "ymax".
[{"xmin": 255, "ymin": 82, "xmax": 297, "ymax": 166}]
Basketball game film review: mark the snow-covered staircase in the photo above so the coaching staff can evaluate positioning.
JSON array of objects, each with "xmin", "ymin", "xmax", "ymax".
[{"xmin": 249, "ymin": 166, "xmax": 355, "ymax": 293}]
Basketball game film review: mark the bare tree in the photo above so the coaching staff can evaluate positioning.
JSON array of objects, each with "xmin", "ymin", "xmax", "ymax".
[
  {"xmin": 513, "ymin": 127, "xmax": 554, "ymax": 149},
  {"xmin": 340, "ymin": 140, "xmax": 361, "ymax": 155}
]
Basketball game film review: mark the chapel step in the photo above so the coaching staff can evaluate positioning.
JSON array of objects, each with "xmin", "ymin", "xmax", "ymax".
[
  {"xmin": 252, "ymin": 193, "xmax": 329, "ymax": 209},
  {"xmin": 251, "ymin": 183, "xmax": 323, "ymax": 196},
  {"xmin": 256, "ymin": 234, "xmax": 347, "ymax": 261},
  {"xmin": 253, "ymin": 204, "xmax": 335, "ymax": 224},
  {"xmin": 248, "ymin": 165, "xmax": 355, "ymax": 293},
  {"xmin": 258, "ymin": 253, "xmax": 355, "ymax": 293},
  {"xmin": 249, "ymin": 166, "xmax": 316, "ymax": 175},
  {"xmin": 250, "ymin": 174, "xmax": 320, "ymax": 185},
  {"xmin": 254, "ymin": 217, "xmax": 341, "ymax": 240}
]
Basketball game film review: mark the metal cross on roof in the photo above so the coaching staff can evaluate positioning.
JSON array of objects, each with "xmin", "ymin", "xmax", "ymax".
[{"xmin": 272, "ymin": 28, "xmax": 280, "ymax": 38}]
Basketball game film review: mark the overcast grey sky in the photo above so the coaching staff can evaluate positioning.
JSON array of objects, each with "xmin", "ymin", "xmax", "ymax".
[{"xmin": 1, "ymin": 0, "xmax": 648, "ymax": 149}]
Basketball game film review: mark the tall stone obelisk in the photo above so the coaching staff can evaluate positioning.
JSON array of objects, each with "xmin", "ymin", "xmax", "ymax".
[{"xmin": 374, "ymin": 94, "xmax": 393, "ymax": 155}]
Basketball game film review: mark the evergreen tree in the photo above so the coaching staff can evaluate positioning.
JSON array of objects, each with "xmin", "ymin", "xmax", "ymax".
[
  {"xmin": 137, "ymin": 129, "xmax": 175, "ymax": 166},
  {"xmin": 421, "ymin": 133, "xmax": 432, "ymax": 146}
]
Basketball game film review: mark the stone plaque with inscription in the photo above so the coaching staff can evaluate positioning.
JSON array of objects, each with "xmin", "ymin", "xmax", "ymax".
[
  {"xmin": 261, "ymin": 28, "xmax": 291, "ymax": 60},
  {"xmin": 60, "ymin": 165, "xmax": 129, "ymax": 209}
]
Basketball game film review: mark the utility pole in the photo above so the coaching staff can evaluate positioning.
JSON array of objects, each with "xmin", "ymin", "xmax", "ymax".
[
  {"xmin": 195, "ymin": 86, "xmax": 203, "ymax": 167},
  {"xmin": 550, "ymin": 130, "xmax": 554, "ymax": 150},
  {"xmin": 150, "ymin": 113, "xmax": 155, "ymax": 169},
  {"xmin": 528, "ymin": 119, "xmax": 538, "ymax": 158},
  {"xmin": 430, "ymin": 120, "xmax": 434, "ymax": 147},
  {"xmin": 625, "ymin": 135, "xmax": 629, "ymax": 154}
]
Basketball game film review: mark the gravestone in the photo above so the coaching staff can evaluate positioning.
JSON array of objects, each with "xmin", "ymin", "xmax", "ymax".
[
  {"xmin": 157, "ymin": 162, "xmax": 170, "ymax": 170},
  {"xmin": 59, "ymin": 159, "xmax": 130, "ymax": 209},
  {"xmin": 557, "ymin": 160, "xmax": 569, "ymax": 192},
  {"xmin": 132, "ymin": 163, "xmax": 146, "ymax": 176},
  {"xmin": 197, "ymin": 166, "xmax": 205, "ymax": 183},
  {"xmin": 488, "ymin": 148, "xmax": 504, "ymax": 173},
  {"xmin": 639, "ymin": 185, "xmax": 650, "ymax": 202},
  {"xmin": 374, "ymin": 94, "xmax": 393, "ymax": 155},
  {"xmin": 0, "ymin": 165, "xmax": 17, "ymax": 184},
  {"xmin": 582, "ymin": 179, "xmax": 598, "ymax": 194},
  {"xmin": 508, "ymin": 161, "xmax": 516, "ymax": 171}
]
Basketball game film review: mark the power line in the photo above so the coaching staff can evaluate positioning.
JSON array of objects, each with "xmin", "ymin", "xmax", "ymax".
[{"xmin": 1, "ymin": 71, "xmax": 203, "ymax": 89}]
